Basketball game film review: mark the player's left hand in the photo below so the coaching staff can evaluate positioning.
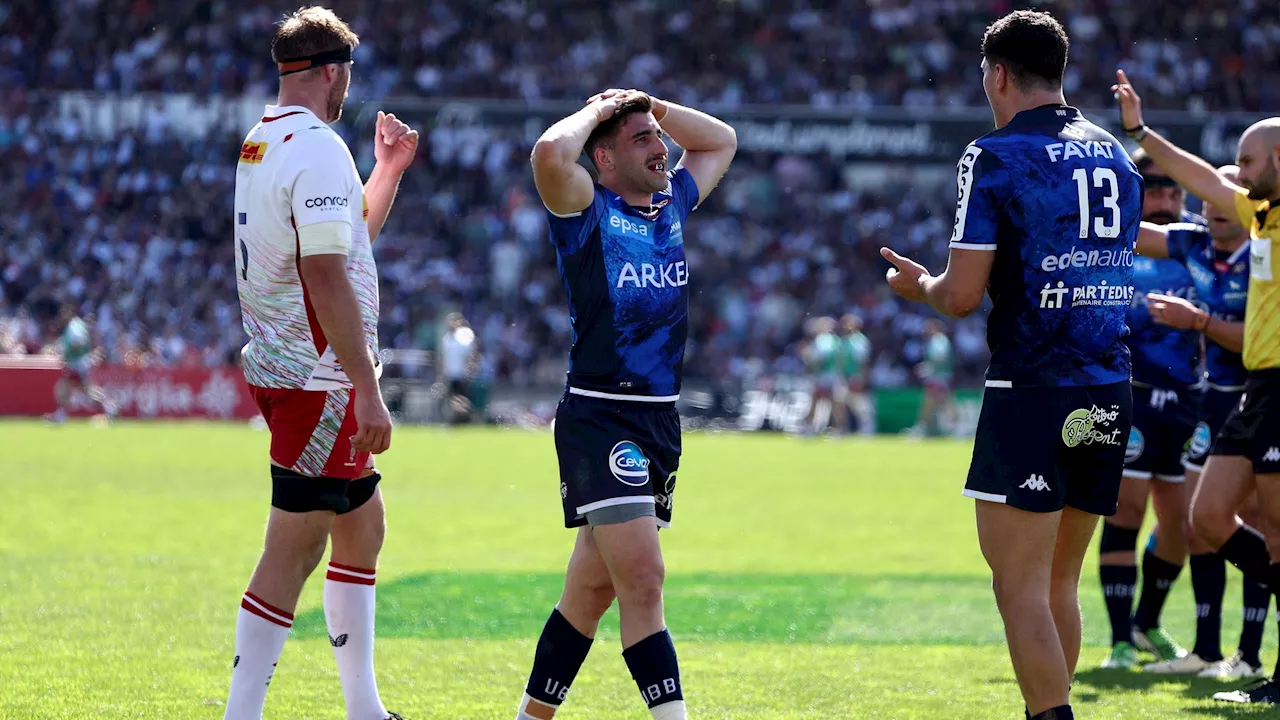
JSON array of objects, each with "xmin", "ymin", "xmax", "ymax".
[
  {"xmin": 881, "ymin": 247, "xmax": 929, "ymax": 303},
  {"xmin": 374, "ymin": 111, "xmax": 419, "ymax": 174},
  {"xmin": 1146, "ymin": 292, "xmax": 1203, "ymax": 330}
]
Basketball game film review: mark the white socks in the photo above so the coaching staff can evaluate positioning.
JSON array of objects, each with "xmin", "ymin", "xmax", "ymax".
[
  {"xmin": 325, "ymin": 562, "xmax": 387, "ymax": 720},
  {"xmin": 515, "ymin": 692, "xmax": 558, "ymax": 719},
  {"xmin": 225, "ymin": 591, "xmax": 293, "ymax": 720},
  {"xmin": 651, "ymin": 700, "xmax": 688, "ymax": 720}
]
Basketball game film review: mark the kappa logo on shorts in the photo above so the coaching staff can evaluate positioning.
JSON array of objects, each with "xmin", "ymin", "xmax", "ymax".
[
  {"xmin": 1019, "ymin": 474, "xmax": 1051, "ymax": 492},
  {"xmin": 1265, "ymin": 447, "xmax": 1280, "ymax": 463},
  {"xmin": 1061, "ymin": 405, "xmax": 1123, "ymax": 448},
  {"xmin": 609, "ymin": 441, "xmax": 651, "ymax": 486},
  {"xmin": 1125, "ymin": 427, "xmax": 1145, "ymax": 463},
  {"xmin": 1188, "ymin": 422, "xmax": 1212, "ymax": 459}
]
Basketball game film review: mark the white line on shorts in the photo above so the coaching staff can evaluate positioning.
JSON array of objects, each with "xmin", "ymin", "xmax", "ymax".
[
  {"xmin": 576, "ymin": 496, "xmax": 656, "ymax": 514},
  {"xmin": 962, "ymin": 489, "xmax": 1008, "ymax": 504}
]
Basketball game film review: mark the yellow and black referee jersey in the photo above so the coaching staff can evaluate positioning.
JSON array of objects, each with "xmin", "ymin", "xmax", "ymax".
[{"xmin": 1234, "ymin": 187, "xmax": 1280, "ymax": 370}]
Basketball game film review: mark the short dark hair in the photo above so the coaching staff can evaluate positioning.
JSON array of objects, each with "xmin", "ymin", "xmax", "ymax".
[
  {"xmin": 585, "ymin": 95, "xmax": 654, "ymax": 170},
  {"xmin": 271, "ymin": 6, "xmax": 359, "ymax": 66},
  {"xmin": 981, "ymin": 10, "xmax": 1068, "ymax": 90}
]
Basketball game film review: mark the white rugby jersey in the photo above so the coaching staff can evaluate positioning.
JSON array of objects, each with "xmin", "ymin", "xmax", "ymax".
[{"xmin": 234, "ymin": 105, "xmax": 380, "ymax": 390}]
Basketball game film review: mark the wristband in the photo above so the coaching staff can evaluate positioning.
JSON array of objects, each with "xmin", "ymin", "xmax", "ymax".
[
  {"xmin": 652, "ymin": 98, "xmax": 669, "ymax": 123},
  {"xmin": 1124, "ymin": 124, "xmax": 1148, "ymax": 142},
  {"xmin": 1194, "ymin": 312, "xmax": 1210, "ymax": 333}
]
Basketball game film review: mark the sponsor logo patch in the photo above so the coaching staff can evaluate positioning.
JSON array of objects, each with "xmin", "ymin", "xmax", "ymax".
[
  {"xmin": 1062, "ymin": 405, "xmax": 1122, "ymax": 448},
  {"xmin": 609, "ymin": 441, "xmax": 650, "ymax": 486}
]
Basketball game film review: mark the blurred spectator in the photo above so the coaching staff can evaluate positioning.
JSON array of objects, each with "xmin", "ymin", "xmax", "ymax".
[{"xmin": 440, "ymin": 312, "xmax": 478, "ymax": 423}]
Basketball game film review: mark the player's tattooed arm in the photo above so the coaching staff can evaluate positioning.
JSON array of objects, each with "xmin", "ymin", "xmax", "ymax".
[
  {"xmin": 1135, "ymin": 222, "xmax": 1172, "ymax": 259},
  {"xmin": 531, "ymin": 94, "xmax": 635, "ymax": 216},
  {"xmin": 1113, "ymin": 69, "xmax": 1241, "ymax": 213},
  {"xmin": 880, "ymin": 247, "xmax": 993, "ymax": 318},
  {"xmin": 652, "ymin": 98, "xmax": 737, "ymax": 207}
]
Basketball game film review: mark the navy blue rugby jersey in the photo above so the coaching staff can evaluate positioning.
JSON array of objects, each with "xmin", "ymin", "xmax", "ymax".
[
  {"xmin": 546, "ymin": 167, "xmax": 699, "ymax": 400},
  {"xmin": 1126, "ymin": 252, "xmax": 1199, "ymax": 390},
  {"xmin": 948, "ymin": 105, "xmax": 1142, "ymax": 387},
  {"xmin": 1166, "ymin": 221, "xmax": 1250, "ymax": 388}
]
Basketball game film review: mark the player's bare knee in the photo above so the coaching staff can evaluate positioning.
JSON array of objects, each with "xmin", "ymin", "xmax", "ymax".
[
  {"xmin": 1190, "ymin": 498, "xmax": 1234, "ymax": 549},
  {"xmin": 349, "ymin": 511, "xmax": 386, "ymax": 556},
  {"xmin": 566, "ymin": 575, "xmax": 615, "ymax": 618},
  {"xmin": 265, "ymin": 523, "xmax": 330, "ymax": 575},
  {"xmin": 613, "ymin": 561, "xmax": 665, "ymax": 610},
  {"xmin": 297, "ymin": 533, "xmax": 330, "ymax": 577},
  {"xmin": 1048, "ymin": 572, "xmax": 1080, "ymax": 605},
  {"xmin": 990, "ymin": 574, "xmax": 1041, "ymax": 613}
]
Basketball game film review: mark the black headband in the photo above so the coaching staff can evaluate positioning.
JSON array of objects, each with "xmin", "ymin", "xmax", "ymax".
[{"xmin": 277, "ymin": 45, "xmax": 352, "ymax": 76}]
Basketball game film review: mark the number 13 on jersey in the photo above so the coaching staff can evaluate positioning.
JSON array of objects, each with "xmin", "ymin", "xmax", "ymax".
[{"xmin": 1072, "ymin": 167, "xmax": 1121, "ymax": 239}]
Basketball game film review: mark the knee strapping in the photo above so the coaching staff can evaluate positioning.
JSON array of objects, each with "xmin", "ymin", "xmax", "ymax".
[{"xmin": 1100, "ymin": 523, "xmax": 1141, "ymax": 555}]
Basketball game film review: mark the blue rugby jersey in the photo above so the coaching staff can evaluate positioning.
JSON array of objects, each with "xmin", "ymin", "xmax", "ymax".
[
  {"xmin": 1166, "ymin": 221, "xmax": 1250, "ymax": 389},
  {"xmin": 546, "ymin": 167, "xmax": 699, "ymax": 400},
  {"xmin": 948, "ymin": 105, "xmax": 1143, "ymax": 387},
  {"xmin": 1126, "ymin": 253, "xmax": 1200, "ymax": 390}
]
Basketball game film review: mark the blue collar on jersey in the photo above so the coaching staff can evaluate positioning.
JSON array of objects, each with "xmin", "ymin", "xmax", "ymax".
[
  {"xmin": 600, "ymin": 183, "xmax": 671, "ymax": 221},
  {"xmin": 1008, "ymin": 104, "xmax": 1080, "ymax": 126}
]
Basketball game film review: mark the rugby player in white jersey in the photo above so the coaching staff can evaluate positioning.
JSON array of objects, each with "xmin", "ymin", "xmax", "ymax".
[{"xmin": 225, "ymin": 7, "xmax": 417, "ymax": 719}]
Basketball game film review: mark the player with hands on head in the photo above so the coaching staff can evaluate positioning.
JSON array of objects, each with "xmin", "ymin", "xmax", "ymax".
[{"xmin": 513, "ymin": 86, "xmax": 735, "ymax": 720}]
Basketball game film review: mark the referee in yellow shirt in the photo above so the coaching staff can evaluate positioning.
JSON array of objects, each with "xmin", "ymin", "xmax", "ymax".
[{"xmin": 1112, "ymin": 69, "xmax": 1280, "ymax": 703}]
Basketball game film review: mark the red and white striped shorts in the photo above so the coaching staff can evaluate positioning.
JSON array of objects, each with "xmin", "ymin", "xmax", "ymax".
[{"xmin": 249, "ymin": 386, "xmax": 371, "ymax": 479}]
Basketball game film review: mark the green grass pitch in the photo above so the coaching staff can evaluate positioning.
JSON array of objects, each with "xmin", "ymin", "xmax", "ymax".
[{"xmin": 2, "ymin": 421, "xmax": 1274, "ymax": 718}]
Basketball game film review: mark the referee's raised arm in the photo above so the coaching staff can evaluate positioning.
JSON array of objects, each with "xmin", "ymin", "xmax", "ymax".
[{"xmin": 1112, "ymin": 69, "xmax": 1242, "ymax": 213}]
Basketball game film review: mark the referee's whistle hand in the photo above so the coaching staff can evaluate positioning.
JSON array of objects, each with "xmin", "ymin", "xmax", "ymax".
[{"xmin": 881, "ymin": 247, "xmax": 928, "ymax": 303}]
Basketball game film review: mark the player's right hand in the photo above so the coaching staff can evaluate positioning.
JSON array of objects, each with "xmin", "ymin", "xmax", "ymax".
[
  {"xmin": 1111, "ymin": 69, "xmax": 1144, "ymax": 130},
  {"xmin": 880, "ymin": 247, "xmax": 929, "ymax": 303},
  {"xmin": 352, "ymin": 389, "xmax": 392, "ymax": 455}
]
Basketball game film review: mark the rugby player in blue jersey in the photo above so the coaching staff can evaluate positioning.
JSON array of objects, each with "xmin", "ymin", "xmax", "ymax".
[
  {"xmin": 511, "ymin": 89, "xmax": 735, "ymax": 720},
  {"xmin": 883, "ymin": 12, "xmax": 1140, "ymax": 719},
  {"xmin": 1097, "ymin": 152, "xmax": 1200, "ymax": 671},
  {"xmin": 1135, "ymin": 166, "xmax": 1265, "ymax": 678}
]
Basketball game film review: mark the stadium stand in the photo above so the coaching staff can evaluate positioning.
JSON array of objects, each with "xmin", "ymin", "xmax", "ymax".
[{"xmin": 3, "ymin": 0, "xmax": 1279, "ymax": 397}]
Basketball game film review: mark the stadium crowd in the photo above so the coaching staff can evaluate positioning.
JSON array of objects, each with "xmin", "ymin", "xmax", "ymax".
[
  {"xmin": 5, "ymin": 0, "xmax": 1278, "ymax": 111},
  {"xmin": 0, "ymin": 94, "xmax": 987, "ymax": 387},
  {"xmin": 4, "ymin": 0, "xmax": 1278, "ymax": 389}
]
